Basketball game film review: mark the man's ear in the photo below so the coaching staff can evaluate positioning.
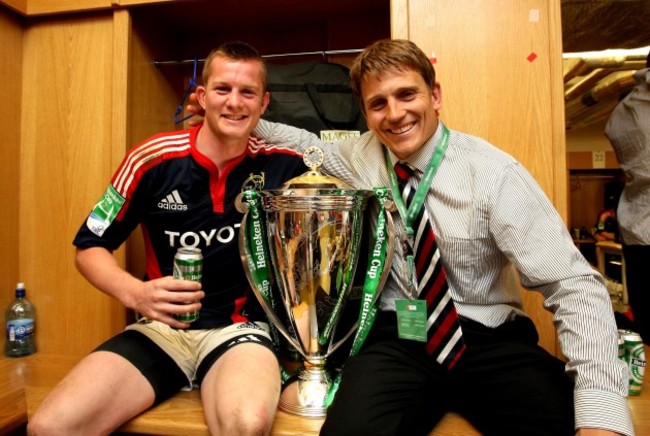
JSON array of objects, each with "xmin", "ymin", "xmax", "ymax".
[
  {"xmin": 260, "ymin": 91, "xmax": 271, "ymax": 114},
  {"xmin": 196, "ymin": 86, "xmax": 207, "ymax": 110},
  {"xmin": 431, "ymin": 82, "xmax": 442, "ymax": 112}
]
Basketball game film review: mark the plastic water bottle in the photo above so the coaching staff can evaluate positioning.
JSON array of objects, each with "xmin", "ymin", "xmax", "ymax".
[{"xmin": 5, "ymin": 282, "xmax": 36, "ymax": 357}]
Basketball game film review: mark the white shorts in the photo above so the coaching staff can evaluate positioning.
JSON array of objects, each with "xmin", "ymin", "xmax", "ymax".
[{"xmin": 125, "ymin": 320, "xmax": 274, "ymax": 389}]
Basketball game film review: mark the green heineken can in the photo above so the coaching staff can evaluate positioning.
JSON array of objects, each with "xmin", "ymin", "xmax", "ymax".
[
  {"xmin": 621, "ymin": 331, "xmax": 646, "ymax": 395},
  {"xmin": 173, "ymin": 247, "xmax": 202, "ymax": 323}
]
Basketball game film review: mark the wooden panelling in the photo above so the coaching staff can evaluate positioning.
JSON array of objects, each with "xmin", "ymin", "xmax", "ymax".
[
  {"xmin": 114, "ymin": 0, "xmax": 175, "ymax": 5},
  {"xmin": 405, "ymin": 0, "xmax": 565, "ymax": 354},
  {"xmin": 26, "ymin": 0, "xmax": 108, "ymax": 14},
  {"xmin": 0, "ymin": 0, "xmax": 26, "ymax": 14},
  {"xmin": 568, "ymin": 151, "xmax": 620, "ymax": 170},
  {"xmin": 125, "ymin": 10, "xmax": 186, "ymax": 278},
  {"xmin": 0, "ymin": 7, "xmax": 22, "ymax": 335},
  {"xmin": 0, "ymin": 0, "xmax": 175, "ymax": 16},
  {"xmin": 19, "ymin": 13, "xmax": 126, "ymax": 355}
]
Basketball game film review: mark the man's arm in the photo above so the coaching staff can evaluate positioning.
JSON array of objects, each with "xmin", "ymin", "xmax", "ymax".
[
  {"xmin": 76, "ymin": 246, "xmax": 203, "ymax": 328},
  {"xmin": 253, "ymin": 118, "xmax": 323, "ymax": 152},
  {"xmin": 490, "ymin": 164, "xmax": 634, "ymax": 435},
  {"xmin": 577, "ymin": 430, "xmax": 623, "ymax": 436}
]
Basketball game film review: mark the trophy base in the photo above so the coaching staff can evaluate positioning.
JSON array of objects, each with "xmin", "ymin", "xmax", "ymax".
[{"xmin": 279, "ymin": 365, "xmax": 332, "ymax": 417}]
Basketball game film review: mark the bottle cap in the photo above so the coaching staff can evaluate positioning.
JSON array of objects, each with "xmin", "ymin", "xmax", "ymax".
[{"xmin": 15, "ymin": 282, "xmax": 26, "ymax": 298}]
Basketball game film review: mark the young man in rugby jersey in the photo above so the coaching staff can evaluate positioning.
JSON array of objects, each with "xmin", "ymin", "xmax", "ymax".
[
  {"xmin": 187, "ymin": 39, "xmax": 632, "ymax": 435},
  {"xmin": 28, "ymin": 41, "xmax": 307, "ymax": 436}
]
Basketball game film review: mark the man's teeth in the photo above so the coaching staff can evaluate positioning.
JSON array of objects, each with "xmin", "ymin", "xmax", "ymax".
[{"xmin": 391, "ymin": 123, "xmax": 414, "ymax": 134}]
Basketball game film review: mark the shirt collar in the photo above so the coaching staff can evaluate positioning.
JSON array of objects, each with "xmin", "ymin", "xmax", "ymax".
[{"xmin": 386, "ymin": 121, "xmax": 445, "ymax": 175}]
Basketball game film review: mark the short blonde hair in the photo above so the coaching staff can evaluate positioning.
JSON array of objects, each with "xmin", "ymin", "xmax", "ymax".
[{"xmin": 202, "ymin": 41, "xmax": 267, "ymax": 90}]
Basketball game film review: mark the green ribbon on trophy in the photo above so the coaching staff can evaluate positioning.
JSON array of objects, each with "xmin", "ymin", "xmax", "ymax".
[
  {"xmin": 324, "ymin": 187, "xmax": 390, "ymax": 407},
  {"xmin": 240, "ymin": 189, "xmax": 292, "ymax": 383},
  {"xmin": 237, "ymin": 150, "xmax": 395, "ymax": 417}
]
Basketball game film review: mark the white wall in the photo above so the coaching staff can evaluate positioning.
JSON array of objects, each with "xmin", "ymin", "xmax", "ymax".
[{"xmin": 566, "ymin": 120, "xmax": 614, "ymax": 152}]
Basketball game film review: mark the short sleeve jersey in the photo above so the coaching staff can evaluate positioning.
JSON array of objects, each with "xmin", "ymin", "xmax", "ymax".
[{"xmin": 73, "ymin": 124, "xmax": 307, "ymax": 328}]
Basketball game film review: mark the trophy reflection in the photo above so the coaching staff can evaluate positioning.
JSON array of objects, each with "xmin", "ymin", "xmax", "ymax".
[{"xmin": 238, "ymin": 147, "xmax": 394, "ymax": 417}]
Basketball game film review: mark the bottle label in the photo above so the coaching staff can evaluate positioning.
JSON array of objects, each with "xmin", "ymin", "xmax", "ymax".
[{"xmin": 6, "ymin": 319, "xmax": 35, "ymax": 341}]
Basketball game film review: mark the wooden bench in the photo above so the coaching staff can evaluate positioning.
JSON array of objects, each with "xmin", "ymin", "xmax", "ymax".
[
  {"xmin": 5, "ymin": 351, "xmax": 650, "ymax": 435},
  {"xmin": 0, "ymin": 357, "xmax": 27, "ymax": 434}
]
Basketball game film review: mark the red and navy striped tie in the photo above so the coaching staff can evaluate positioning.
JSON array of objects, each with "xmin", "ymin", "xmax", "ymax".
[{"xmin": 394, "ymin": 162, "xmax": 466, "ymax": 369}]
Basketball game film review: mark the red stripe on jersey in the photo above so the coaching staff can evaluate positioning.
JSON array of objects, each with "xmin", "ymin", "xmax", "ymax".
[
  {"xmin": 112, "ymin": 131, "xmax": 192, "ymax": 196},
  {"xmin": 111, "ymin": 132, "xmax": 192, "ymax": 221},
  {"xmin": 190, "ymin": 135, "xmax": 303, "ymax": 214},
  {"xmin": 141, "ymin": 224, "xmax": 163, "ymax": 280},
  {"xmin": 231, "ymin": 293, "xmax": 249, "ymax": 324},
  {"xmin": 248, "ymin": 136, "xmax": 304, "ymax": 158},
  {"xmin": 212, "ymin": 153, "xmax": 246, "ymax": 213}
]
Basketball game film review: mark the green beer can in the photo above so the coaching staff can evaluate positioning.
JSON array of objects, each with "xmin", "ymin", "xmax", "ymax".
[
  {"xmin": 173, "ymin": 247, "xmax": 202, "ymax": 323},
  {"xmin": 621, "ymin": 331, "xmax": 646, "ymax": 395}
]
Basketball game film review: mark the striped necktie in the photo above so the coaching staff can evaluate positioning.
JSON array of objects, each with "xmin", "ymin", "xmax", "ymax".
[{"xmin": 394, "ymin": 162, "xmax": 466, "ymax": 369}]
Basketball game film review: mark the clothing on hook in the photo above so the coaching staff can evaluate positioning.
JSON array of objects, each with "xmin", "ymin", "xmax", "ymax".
[{"xmin": 173, "ymin": 57, "xmax": 199, "ymax": 124}]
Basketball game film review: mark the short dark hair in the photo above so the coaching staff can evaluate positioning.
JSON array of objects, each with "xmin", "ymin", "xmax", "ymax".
[{"xmin": 202, "ymin": 41, "xmax": 267, "ymax": 90}]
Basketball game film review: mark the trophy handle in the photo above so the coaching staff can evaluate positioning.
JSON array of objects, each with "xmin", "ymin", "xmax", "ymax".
[
  {"xmin": 327, "ymin": 208, "xmax": 396, "ymax": 355},
  {"xmin": 239, "ymin": 210, "xmax": 306, "ymax": 355}
]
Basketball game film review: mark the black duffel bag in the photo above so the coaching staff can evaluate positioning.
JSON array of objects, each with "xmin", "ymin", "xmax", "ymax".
[{"xmin": 263, "ymin": 61, "xmax": 368, "ymax": 140}]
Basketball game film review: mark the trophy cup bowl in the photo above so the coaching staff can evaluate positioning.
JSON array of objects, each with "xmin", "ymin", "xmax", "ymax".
[{"xmin": 238, "ymin": 147, "xmax": 393, "ymax": 417}]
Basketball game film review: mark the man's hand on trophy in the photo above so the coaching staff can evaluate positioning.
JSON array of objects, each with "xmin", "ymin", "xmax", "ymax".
[
  {"xmin": 185, "ymin": 91, "xmax": 205, "ymax": 127},
  {"xmin": 133, "ymin": 276, "xmax": 204, "ymax": 329}
]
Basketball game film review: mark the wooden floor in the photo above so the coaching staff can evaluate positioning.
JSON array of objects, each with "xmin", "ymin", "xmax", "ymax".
[{"xmin": 2, "ymin": 350, "xmax": 649, "ymax": 435}]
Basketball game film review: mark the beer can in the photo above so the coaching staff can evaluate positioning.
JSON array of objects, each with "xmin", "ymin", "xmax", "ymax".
[
  {"xmin": 621, "ymin": 331, "xmax": 646, "ymax": 395},
  {"xmin": 173, "ymin": 247, "xmax": 202, "ymax": 323}
]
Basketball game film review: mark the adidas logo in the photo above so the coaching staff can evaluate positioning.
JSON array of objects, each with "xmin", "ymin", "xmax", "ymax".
[{"xmin": 158, "ymin": 190, "xmax": 188, "ymax": 211}]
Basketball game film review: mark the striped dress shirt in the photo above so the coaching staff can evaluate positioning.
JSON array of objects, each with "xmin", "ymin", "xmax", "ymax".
[{"xmin": 255, "ymin": 119, "xmax": 634, "ymax": 435}]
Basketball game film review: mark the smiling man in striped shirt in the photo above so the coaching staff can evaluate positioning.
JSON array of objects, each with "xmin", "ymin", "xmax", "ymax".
[{"xmin": 253, "ymin": 39, "xmax": 634, "ymax": 436}]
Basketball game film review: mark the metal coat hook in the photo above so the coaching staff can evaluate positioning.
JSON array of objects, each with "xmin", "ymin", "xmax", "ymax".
[{"xmin": 173, "ymin": 57, "xmax": 199, "ymax": 124}]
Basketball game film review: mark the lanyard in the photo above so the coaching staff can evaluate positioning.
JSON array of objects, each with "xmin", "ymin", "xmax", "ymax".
[
  {"xmin": 385, "ymin": 124, "xmax": 450, "ymax": 292},
  {"xmin": 385, "ymin": 124, "xmax": 450, "ymax": 236}
]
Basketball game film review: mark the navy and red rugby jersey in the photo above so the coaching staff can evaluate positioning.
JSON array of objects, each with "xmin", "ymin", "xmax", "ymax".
[{"xmin": 73, "ymin": 124, "xmax": 307, "ymax": 329}]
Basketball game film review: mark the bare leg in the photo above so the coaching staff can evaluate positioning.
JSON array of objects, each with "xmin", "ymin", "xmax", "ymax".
[
  {"xmin": 28, "ymin": 351, "xmax": 155, "ymax": 436},
  {"xmin": 201, "ymin": 343, "xmax": 281, "ymax": 436}
]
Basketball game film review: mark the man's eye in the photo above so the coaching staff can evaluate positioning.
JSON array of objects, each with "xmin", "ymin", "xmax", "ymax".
[
  {"xmin": 368, "ymin": 100, "xmax": 385, "ymax": 110},
  {"xmin": 215, "ymin": 87, "xmax": 230, "ymax": 94}
]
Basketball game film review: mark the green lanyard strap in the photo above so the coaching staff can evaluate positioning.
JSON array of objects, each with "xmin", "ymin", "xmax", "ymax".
[
  {"xmin": 384, "ymin": 125, "xmax": 450, "ymax": 291},
  {"xmin": 385, "ymin": 124, "xmax": 450, "ymax": 235}
]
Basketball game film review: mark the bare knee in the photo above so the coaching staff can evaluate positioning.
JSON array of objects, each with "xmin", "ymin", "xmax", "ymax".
[
  {"xmin": 214, "ymin": 405, "xmax": 275, "ymax": 436},
  {"xmin": 26, "ymin": 412, "xmax": 50, "ymax": 436},
  {"xmin": 27, "ymin": 402, "xmax": 73, "ymax": 436}
]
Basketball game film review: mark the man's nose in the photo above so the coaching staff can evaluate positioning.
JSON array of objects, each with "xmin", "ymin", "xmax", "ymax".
[
  {"xmin": 227, "ymin": 91, "xmax": 242, "ymax": 107},
  {"xmin": 386, "ymin": 99, "xmax": 404, "ymax": 120}
]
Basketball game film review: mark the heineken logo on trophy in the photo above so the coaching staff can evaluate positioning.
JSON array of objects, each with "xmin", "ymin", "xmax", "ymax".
[{"xmin": 238, "ymin": 147, "xmax": 395, "ymax": 417}]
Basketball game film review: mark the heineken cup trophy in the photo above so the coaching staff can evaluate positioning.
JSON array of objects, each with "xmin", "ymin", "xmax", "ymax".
[{"xmin": 238, "ymin": 147, "xmax": 394, "ymax": 417}]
